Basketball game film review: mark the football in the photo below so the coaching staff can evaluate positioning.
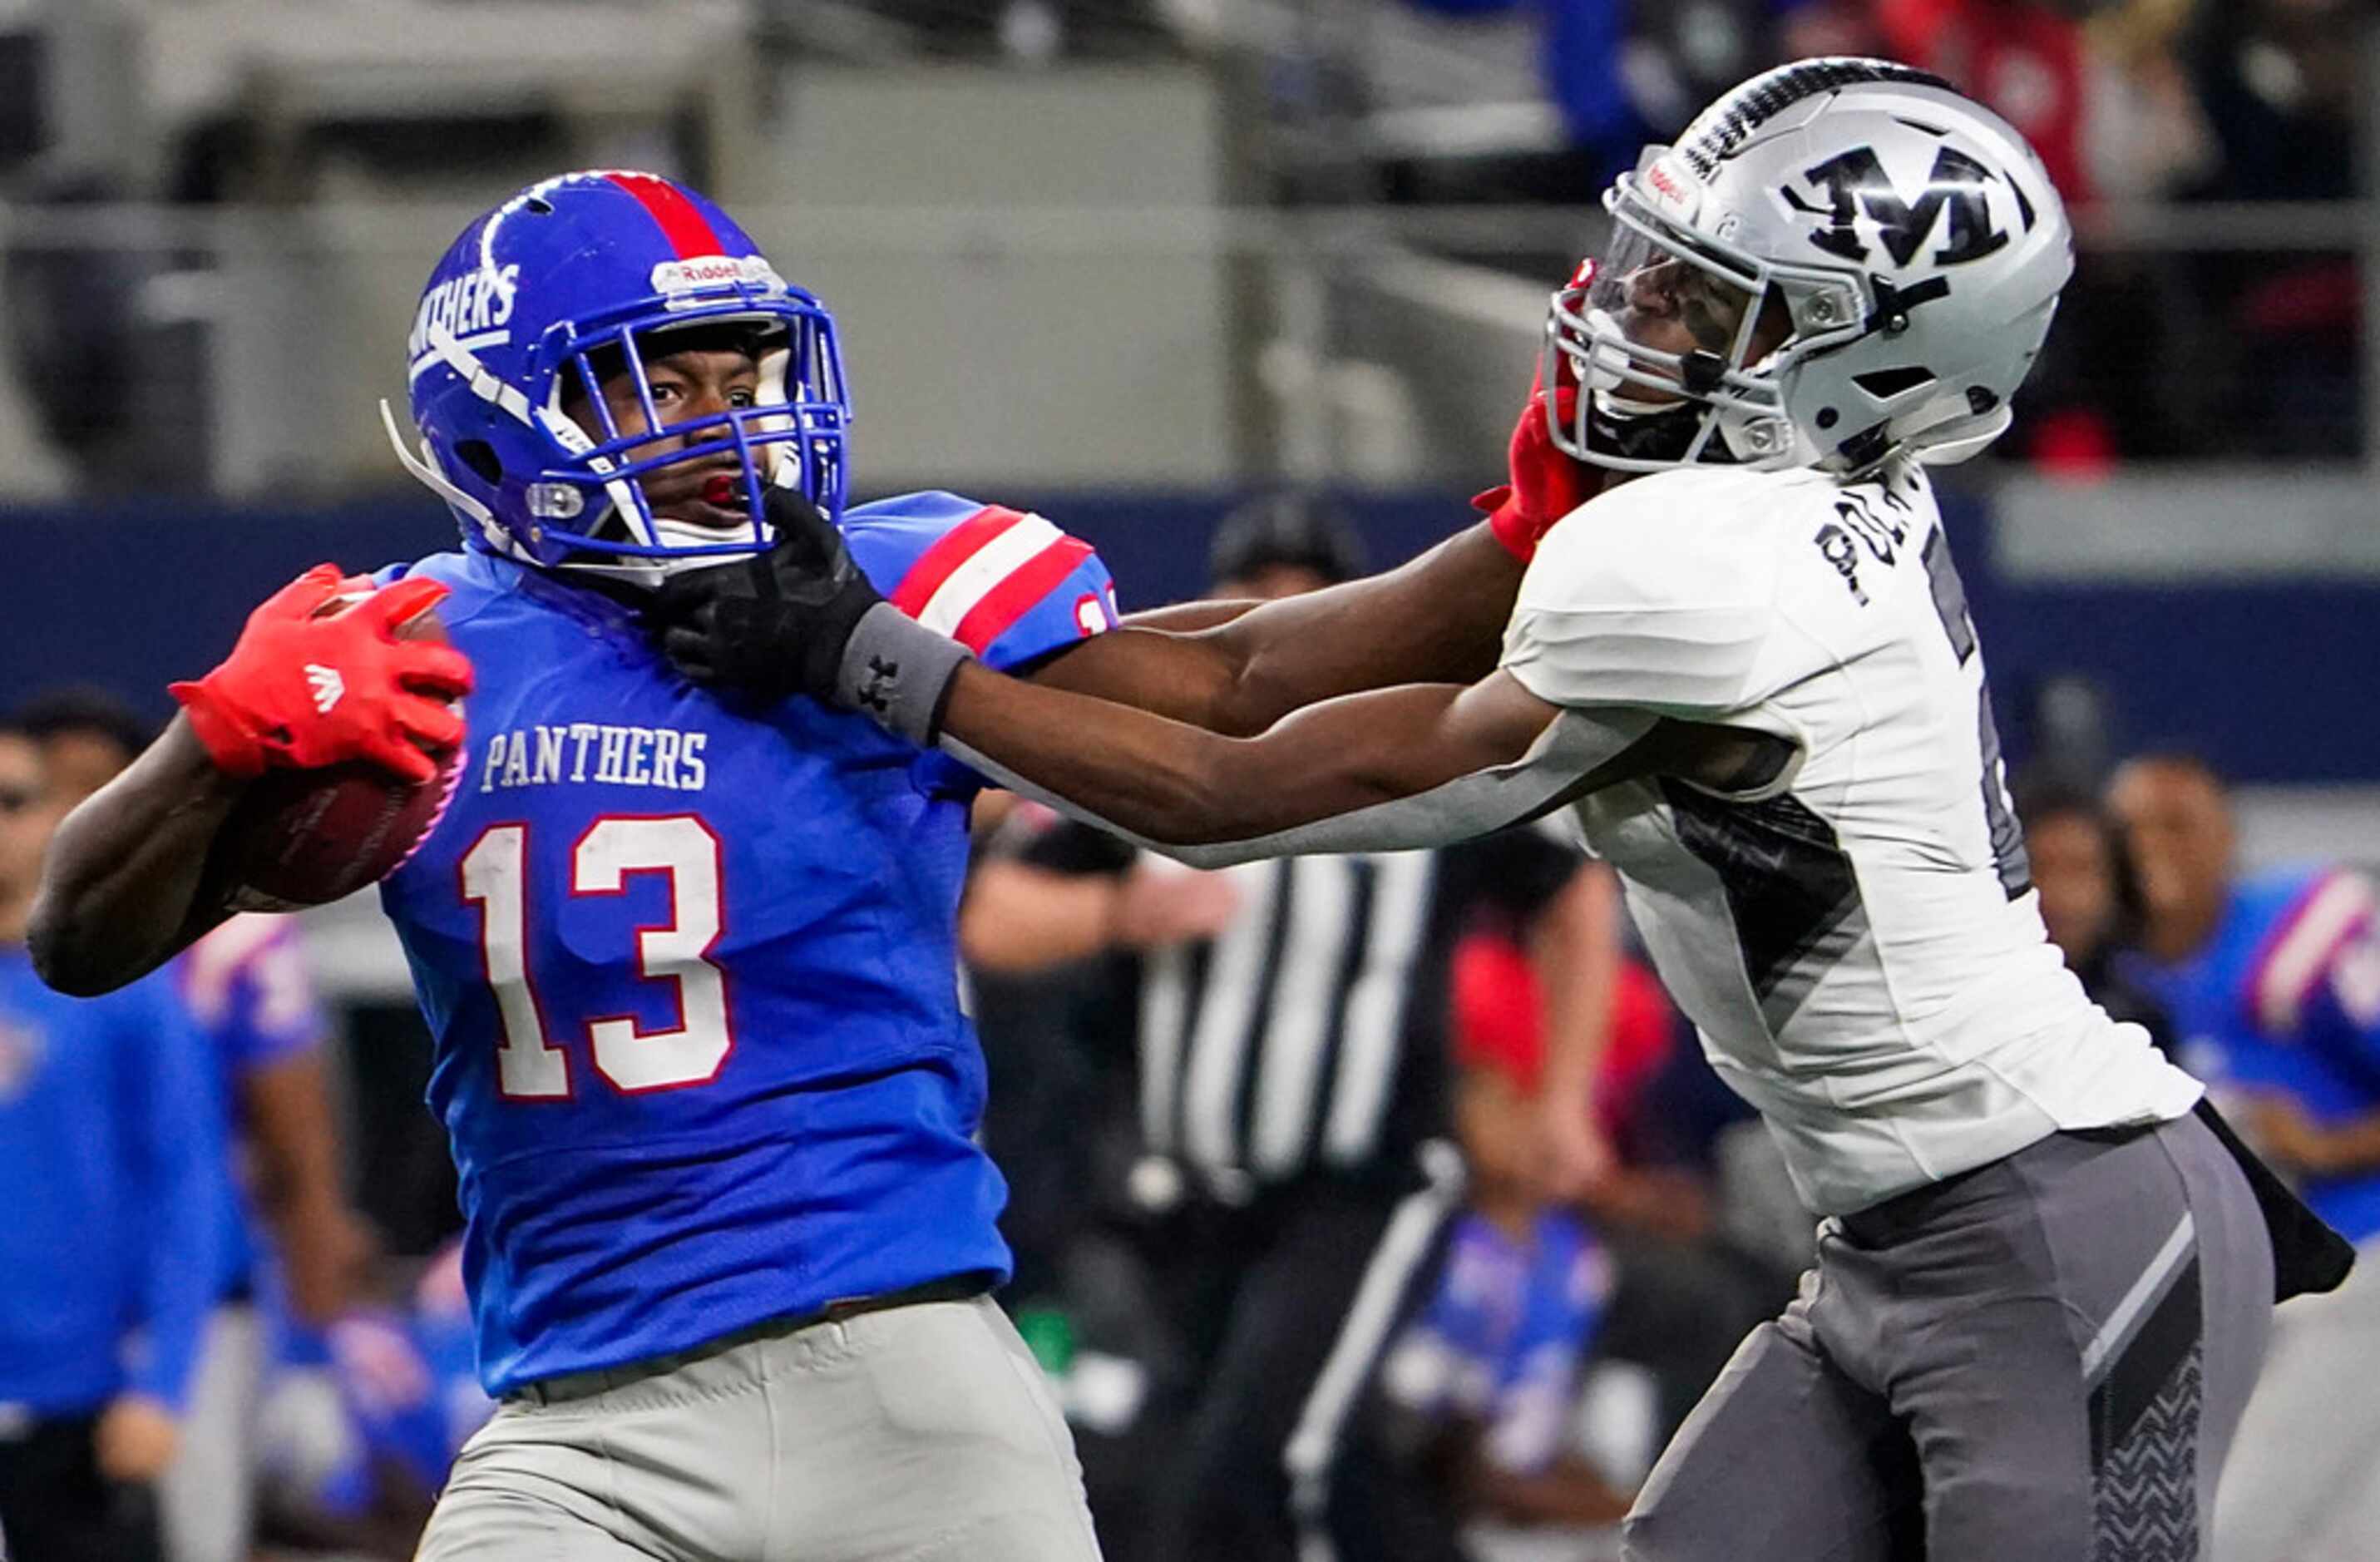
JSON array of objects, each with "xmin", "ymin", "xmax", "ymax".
[{"xmin": 212, "ymin": 594, "xmax": 466, "ymax": 912}]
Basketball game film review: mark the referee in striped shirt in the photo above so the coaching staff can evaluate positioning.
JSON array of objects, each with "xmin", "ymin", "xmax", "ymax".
[{"xmin": 962, "ymin": 495, "xmax": 1616, "ymax": 1562}]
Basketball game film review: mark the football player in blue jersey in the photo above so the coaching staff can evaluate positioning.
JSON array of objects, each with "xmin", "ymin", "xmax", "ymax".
[{"xmin": 29, "ymin": 169, "xmax": 1151, "ymax": 1561}]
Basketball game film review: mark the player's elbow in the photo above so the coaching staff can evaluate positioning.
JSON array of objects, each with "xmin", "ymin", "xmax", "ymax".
[
  {"xmin": 26, "ymin": 893, "xmax": 116, "ymax": 996},
  {"xmin": 1212, "ymin": 655, "xmax": 1301, "ymax": 739},
  {"xmin": 26, "ymin": 855, "xmax": 143, "ymax": 998},
  {"xmin": 1138, "ymin": 749, "xmax": 1257, "ymax": 848}
]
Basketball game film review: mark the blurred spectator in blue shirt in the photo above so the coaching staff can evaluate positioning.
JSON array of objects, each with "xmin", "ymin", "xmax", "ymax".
[
  {"xmin": 0, "ymin": 719, "xmax": 225, "ymax": 1562},
  {"xmin": 22, "ymin": 689, "xmax": 372, "ymax": 1562},
  {"xmin": 2111, "ymin": 755, "xmax": 2380, "ymax": 1230}
]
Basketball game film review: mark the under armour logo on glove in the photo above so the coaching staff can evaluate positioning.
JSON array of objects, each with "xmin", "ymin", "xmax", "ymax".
[{"xmin": 857, "ymin": 655, "xmax": 900, "ymax": 714}]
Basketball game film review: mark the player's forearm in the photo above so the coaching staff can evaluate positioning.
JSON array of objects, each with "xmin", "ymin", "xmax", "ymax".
[
  {"xmin": 1028, "ymin": 523, "xmax": 1522, "ymax": 737},
  {"xmin": 1215, "ymin": 524, "xmax": 1520, "ymax": 731},
  {"xmin": 941, "ymin": 664, "xmax": 1483, "ymax": 850},
  {"xmin": 30, "ymin": 716, "xmax": 241, "ymax": 996}
]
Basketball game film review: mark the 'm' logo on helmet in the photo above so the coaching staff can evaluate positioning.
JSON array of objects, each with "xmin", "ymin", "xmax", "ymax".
[{"xmin": 1785, "ymin": 145, "xmax": 2013, "ymax": 269}]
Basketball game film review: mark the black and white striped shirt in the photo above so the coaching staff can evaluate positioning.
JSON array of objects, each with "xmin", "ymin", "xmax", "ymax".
[{"xmin": 1022, "ymin": 823, "xmax": 1582, "ymax": 1196}]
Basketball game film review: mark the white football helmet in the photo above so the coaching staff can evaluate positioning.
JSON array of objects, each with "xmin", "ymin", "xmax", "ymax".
[{"xmin": 1547, "ymin": 57, "xmax": 2073, "ymax": 474}]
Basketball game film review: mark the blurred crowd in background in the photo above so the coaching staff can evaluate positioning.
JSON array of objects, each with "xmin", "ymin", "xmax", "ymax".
[
  {"xmin": 0, "ymin": 0, "xmax": 2374, "ymax": 1560},
  {"xmin": 0, "ymin": 0, "xmax": 2368, "ymax": 494}
]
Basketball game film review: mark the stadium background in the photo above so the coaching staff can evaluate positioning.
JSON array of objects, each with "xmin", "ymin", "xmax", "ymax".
[{"xmin": 0, "ymin": 1, "xmax": 2373, "ymax": 1558}]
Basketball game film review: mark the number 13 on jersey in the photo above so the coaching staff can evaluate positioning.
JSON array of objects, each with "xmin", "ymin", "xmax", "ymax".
[{"xmin": 460, "ymin": 815, "xmax": 734, "ymax": 1098}]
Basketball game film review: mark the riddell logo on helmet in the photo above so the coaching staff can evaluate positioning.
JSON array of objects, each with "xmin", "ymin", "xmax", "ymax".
[
  {"xmin": 650, "ymin": 255, "xmax": 785, "ymax": 296},
  {"xmin": 1642, "ymin": 156, "xmax": 1699, "ymax": 217}
]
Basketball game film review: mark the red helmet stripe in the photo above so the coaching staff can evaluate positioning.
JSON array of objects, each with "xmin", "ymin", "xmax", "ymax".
[{"xmin": 605, "ymin": 172, "xmax": 724, "ymax": 259}]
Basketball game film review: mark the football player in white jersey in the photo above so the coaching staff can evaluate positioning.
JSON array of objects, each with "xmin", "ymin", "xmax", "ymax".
[{"xmin": 652, "ymin": 59, "xmax": 2353, "ymax": 1560}]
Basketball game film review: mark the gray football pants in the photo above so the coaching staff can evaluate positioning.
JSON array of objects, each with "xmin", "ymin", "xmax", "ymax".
[
  {"xmin": 415, "ymin": 1297, "xmax": 1103, "ymax": 1561},
  {"xmin": 1623, "ymin": 1112, "xmax": 2274, "ymax": 1562}
]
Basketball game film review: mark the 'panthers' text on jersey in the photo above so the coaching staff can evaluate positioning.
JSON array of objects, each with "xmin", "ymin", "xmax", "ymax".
[
  {"xmin": 377, "ymin": 492, "xmax": 1117, "ymax": 1394},
  {"xmin": 1504, "ymin": 459, "xmax": 2202, "ymax": 1217}
]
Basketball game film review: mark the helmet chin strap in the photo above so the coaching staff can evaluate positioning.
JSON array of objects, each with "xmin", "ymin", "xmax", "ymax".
[{"xmin": 1585, "ymin": 388, "xmax": 1736, "ymax": 466}]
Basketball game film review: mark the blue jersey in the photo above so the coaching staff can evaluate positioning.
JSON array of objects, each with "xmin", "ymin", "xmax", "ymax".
[
  {"xmin": 175, "ymin": 915, "xmax": 330, "ymax": 1298},
  {"xmin": 2121, "ymin": 868, "xmax": 2380, "ymax": 1239},
  {"xmin": 1380, "ymin": 1210, "xmax": 1609, "ymax": 1476},
  {"xmin": 0, "ymin": 949, "xmax": 225, "ymax": 1414},
  {"xmin": 377, "ymin": 492, "xmax": 1117, "ymax": 1394}
]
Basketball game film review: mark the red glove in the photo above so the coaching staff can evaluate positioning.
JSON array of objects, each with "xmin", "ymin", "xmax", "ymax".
[
  {"xmin": 170, "ymin": 565, "xmax": 474, "ymax": 785},
  {"xmin": 1473, "ymin": 371, "xmax": 1598, "ymax": 564}
]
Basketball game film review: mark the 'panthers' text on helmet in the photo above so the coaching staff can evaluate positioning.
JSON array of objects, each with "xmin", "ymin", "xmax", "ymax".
[
  {"xmin": 1546, "ymin": 58, "xmax": 2073, "ymax": 475},
  {"xmin": 388, "ymin": 171, "xmax": 852, "ymax": 585}
]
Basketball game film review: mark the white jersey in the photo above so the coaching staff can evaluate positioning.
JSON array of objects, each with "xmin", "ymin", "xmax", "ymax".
[{"xmin": 1504, "ymin": 459, "xmax": 2201, "ymax": 1216}]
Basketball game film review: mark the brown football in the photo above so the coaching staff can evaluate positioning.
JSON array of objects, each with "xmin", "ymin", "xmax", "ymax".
[{"xmin": 213, "ymin": 595, "xmax": 466, "ymax": 912}]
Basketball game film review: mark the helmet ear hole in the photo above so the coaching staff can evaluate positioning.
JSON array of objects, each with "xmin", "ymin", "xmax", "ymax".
[
  {"xmin": 455, "ymin": 439, "xmax": 504, "ymax": 484},
  {"xmin": 1852, "ymin": 367, "xmax": 1936, "ymax": 401}
]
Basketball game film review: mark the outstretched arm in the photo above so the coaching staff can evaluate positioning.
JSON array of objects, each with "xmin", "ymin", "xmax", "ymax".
[
  {"xmin": 936, "ymin": 662, "xmax": 1657, "ymax": 866},
  {"xmin": 651, "ymin": 376, "xmax": 1596, "ymax": 739},
  {"xmin": 1027, "ymin": 521, "xmax": 1528, "ymax": 735},
  {"xmin": 1029, "ymin": 374, "xmax": 1597, "ymax": 734}
]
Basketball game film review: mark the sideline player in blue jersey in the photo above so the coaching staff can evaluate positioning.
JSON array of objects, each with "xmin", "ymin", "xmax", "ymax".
[
  {"xmin": 0, "ymin": 720, "xmax": 225, "ymax": 1562},
  {"xmin": 2111, "ymin": 754, "xmax": 2380, "ymax": 1561},
  {"xmin": 28, "ymin": 170, "xmax": 1140, "ymax": 1560}
]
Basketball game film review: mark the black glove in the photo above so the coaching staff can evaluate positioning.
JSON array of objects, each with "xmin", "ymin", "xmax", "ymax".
[{"xmin": 650, "ymin": 488, "xmax": 972, "ymax": 741}]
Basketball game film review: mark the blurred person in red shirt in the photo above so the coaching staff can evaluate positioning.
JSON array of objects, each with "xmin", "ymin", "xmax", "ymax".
[{"xmin": 1874, "ymin": 0, "xmax": 2093, "ymax": 202}]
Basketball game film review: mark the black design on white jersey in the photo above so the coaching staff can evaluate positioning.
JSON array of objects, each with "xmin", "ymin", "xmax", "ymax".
[{"xmin": 1663, "ymin": 783, "xmax": 1870, "ymax": 1033}]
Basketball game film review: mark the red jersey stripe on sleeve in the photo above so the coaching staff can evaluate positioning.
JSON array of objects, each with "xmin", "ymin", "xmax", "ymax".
[
  {"xmin": 952, "ymin": 536, "xmax": 1098, "ymax": 655},
  {"xmin": 889, "ymin": 506, "xmax": 1027, "ymax": 618},
  {"xmin": 606, "ymin": 173, "xmax": 725, "ymax": 260}
]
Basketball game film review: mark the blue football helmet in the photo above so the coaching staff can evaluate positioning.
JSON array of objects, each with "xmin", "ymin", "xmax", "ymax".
[{"xmin": 385, "ymin": 170, "xmax": 850, "ymax": 585}]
